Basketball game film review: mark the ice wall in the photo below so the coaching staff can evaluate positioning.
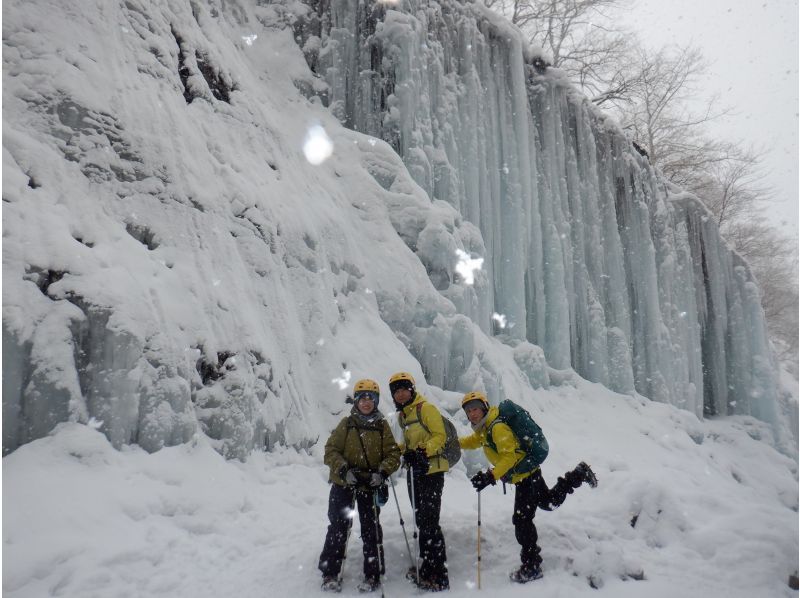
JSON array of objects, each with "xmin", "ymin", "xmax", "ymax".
[{"xmin": 293, "ymin": 0, "xmax": 782, "ymax": 426}]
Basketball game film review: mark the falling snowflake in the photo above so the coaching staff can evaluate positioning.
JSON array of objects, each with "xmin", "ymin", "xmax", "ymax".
[
  {"xmin": 242, "ymin": 34, "xmax": 258, "ymax": 46},
  {"xmin": 303, "ymin": 124, "xmax": 334, "ymax": 165},
  {"xmin": 455, "ymin": 249, "xmax": 483, "ymax": 285},
  {"xmin": 332, "ymin": 370, "xmax": 352, "ymax": 390},
  {"xmin": 492, "ymin": 312, "xmax": 507, "ymax": 328}
]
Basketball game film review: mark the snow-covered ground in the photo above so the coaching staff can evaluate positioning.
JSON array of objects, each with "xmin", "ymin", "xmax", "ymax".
[{"xmin": 4, "ymin": 379, "xmax": 797, "ymax": 598}]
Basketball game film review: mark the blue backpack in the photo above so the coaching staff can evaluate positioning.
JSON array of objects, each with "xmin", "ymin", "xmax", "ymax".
[{"xmin": 486, "ymin": 400, "xmax": 549, "ymax": 480}]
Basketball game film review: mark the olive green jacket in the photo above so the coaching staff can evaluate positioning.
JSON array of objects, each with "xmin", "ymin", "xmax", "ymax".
[{"xmin": 324, "ymin": 409, "xmax": 401, "ymax": 487}]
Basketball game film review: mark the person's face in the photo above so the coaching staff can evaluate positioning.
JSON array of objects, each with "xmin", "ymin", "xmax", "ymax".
[
  {"xmin": 465, "ymin": 405, "xmax": 485, "ymax": 424},
  {"xmin": 355, "ymin": 394, "xmax": 376, "ymax": 414},
  {"xmin": 392, "ymin": 386, "xmax": 413, "ymax": 405}
]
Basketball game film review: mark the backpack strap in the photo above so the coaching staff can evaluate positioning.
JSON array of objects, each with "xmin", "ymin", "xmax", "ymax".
[
  {"xmin": 415, "ymin": 403, "xmax": 429, "ymax": 434},
  {"xmin": 402, "ymin": 403, "xmax": 446, "ymax": 467},
  {"xmin": 485, "ymin": 418, "xmax": 500, "ymax": 453},
  {"xmin": 399, "ymin": 402, "xmax": 426, "ymax": 430},
  {"xmin": 354, "ymin": 424, "xmax": 373, "ymax": 471},
  {"xmin": 347, "ymin": 417, "xmax": 384, "ymax": 472}
]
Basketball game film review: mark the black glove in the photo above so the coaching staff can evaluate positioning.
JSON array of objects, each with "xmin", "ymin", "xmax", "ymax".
[
  {"xmin": 470, "ymin": 470, "xmax": 496, "ymax": 492},
  {"xmin": 403, "ymin": 448, "xmax": 429, "ymax": 473},
  {"xmin": 369, "ymin": 472, "xmax": 385, "ymax": 487}
]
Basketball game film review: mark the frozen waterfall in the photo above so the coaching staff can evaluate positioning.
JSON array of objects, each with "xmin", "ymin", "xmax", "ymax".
[{"xmin": 294, "ymin": 0, "xmax": 782, "ymax": 424}]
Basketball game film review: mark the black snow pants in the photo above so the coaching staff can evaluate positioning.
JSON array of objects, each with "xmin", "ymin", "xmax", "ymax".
[
  {"xmin": 512, "ymin": 466, "xmax": 584, "ymax": 569},
  {"xmin": 407, "ymin": 470, "xmax": 448, "ymax": 585},
  {"xmin": 318, "ymin": 483, "xmax": 384, "ymax": 580}
]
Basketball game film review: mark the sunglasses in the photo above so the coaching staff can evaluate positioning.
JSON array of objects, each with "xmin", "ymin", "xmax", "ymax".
[{"xmin": 354, "ymin": 391, "xmax": 378, "ymax": 402}]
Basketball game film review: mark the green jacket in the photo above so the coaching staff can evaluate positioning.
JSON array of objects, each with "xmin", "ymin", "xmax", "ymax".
[
  {"xmin": 398, "ymin": 393, "xmax": 449, "ymax": 474},
  {"xmin": 324, "ymin": 409, "xmax": 401, "ymax": 487}
]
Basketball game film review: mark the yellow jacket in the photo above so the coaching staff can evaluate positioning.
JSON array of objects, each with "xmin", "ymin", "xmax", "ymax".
[
  {"xmin": 398, "ymin": 393, "xmax": 449, "ymax": 474},
  {"xmin": 459, "ymin": 406, "xmax": 536, "ymax": 484}
]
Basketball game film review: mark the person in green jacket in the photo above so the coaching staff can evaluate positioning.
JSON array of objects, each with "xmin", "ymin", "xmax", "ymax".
[
  {"xmin": 459, "ymin": 391, "xmax": 597, "ymax": 584},
  {"xmin": 391, "ymin": 371, "xmax": 450, "ymax": 592},
  {"xmin": 319, "ymin": 379, "xmax": 401, "ymax": 593}
]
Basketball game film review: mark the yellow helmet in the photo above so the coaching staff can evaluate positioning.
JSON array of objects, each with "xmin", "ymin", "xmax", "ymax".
[
  {"xmin": 353, "ymin": 379, "xmax": 380, "ymax": 407},
  {"xmin": 461, "ymin": 391, "xmax": 489, "ymax": 412},
  {"xmin": 354, "ymin": 378, "xmax": 380, "ymax": 395},
  {"xmin": 389, "ymin": 371, "xmax": 416, "ymax": 396}
]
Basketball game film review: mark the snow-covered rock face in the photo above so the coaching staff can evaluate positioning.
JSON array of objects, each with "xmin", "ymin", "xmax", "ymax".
[{"xmin": 2, "ymin": 0, "xmax": 791, "ymax": 458}]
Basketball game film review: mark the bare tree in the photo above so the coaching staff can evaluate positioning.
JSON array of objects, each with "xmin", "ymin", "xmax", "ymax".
[
  {"xmin": 609, "ymin": 43, "xmax": 731, "ymax": 179},
  {"xmin": 687, "ymin": 145, "xmax": 772, "ymax": 228},
  {"xmin": 486, "ymin": 0, "xmax": 638, "ymax": 104}
]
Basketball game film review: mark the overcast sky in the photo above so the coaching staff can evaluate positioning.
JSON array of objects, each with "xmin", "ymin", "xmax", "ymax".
[{"xmin": 620, "ymin": 0, "xmax": 799, "ymax": 235}]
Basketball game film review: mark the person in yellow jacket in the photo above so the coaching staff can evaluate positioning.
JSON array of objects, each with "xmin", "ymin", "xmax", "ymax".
[
  {"xmin": 459, "ymin": 391, "xmax": 597, "ymax": 584},
  {"xmin": 319, "ymin": 379, "xmax": 401, "ymax": 593},
  {"xmin": 390, "ymin": 371, "xmax": 449, "ymax": 592}
]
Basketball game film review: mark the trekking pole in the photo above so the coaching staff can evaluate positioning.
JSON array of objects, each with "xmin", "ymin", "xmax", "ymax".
[
  {"xmin": 389, "ymin": 473, "xmax": 416, "ymax": 572},
  {"xmin": 338, "ymin": 496, "xmax": 356, "ymax": 586},
  {"xmin": 372, "ymin": 494, "xmax": 386, "ymax": 598},
  {"xmin": 409, "ymin": 466, "xmax": 420, "ymax": 586},
  {"xmin": 477, "ymin": 492, "xmax": 482, "ymax": 590}
]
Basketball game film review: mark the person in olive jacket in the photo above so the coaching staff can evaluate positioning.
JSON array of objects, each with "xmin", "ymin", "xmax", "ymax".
[
  {"xmin": 391, "ymin": 371, "xmax": 450, "ymax": 592},
  {"xmin": 319, "ymin": 379, "xmax": 401, "ymax": 593}
]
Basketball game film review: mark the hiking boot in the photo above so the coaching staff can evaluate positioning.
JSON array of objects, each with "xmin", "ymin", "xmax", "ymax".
[
  {"xmin": 357, "ymin": 577, "xmax": 380, "ymax": 593},
  {"xmin": 405, "ymin": 566, "xmax": 419, "ymax": 582},
  {"xmin": 575, "ymin": 461, "xmax": 598, "ymax": 488},
  {"xmin": 416, "ymin": 576, "xmax": 450, "ymax": 592},
  {"xmin": 321, "ymin": 576, "xmax": 342, "ymax": 592},
  {"xmin": 509, "ymin": 565, "xmax": 543, "ymax": 583}
]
